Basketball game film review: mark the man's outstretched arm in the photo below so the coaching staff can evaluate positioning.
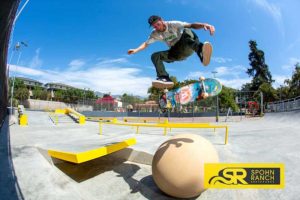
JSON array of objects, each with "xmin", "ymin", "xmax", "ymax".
[
  {"xmin": 184, "ymin": 23, "xmax": 215, "ymax": 35},
  {"xmin": 128, "ymin": 42, "xmax": 149, "ymax": 55}
]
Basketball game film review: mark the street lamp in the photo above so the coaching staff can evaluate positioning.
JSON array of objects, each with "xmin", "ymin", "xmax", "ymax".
[
  {"xmin": 10, "ymin": 41, "xmax": 28, "ymax": 110},
  {"xmin": 212, "ymin": 71, "xmax": 219, "ymax": 122}
]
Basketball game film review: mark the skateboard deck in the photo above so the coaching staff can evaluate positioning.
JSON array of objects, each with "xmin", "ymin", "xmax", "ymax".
[{"xmin": 159, "ymin": 78, "xmax": 222, "ymax": 110}]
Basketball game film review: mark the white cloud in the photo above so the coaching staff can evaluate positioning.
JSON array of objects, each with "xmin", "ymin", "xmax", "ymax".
[
  {"xmin": 212, "ymin": 57, "xmax": 232, "ymax": 64},
  {"xmin": 214, "ymin": 65, "xmax": 247, "ymax": 78},
  {"xmin": 272, "ymin": 75, "xmax": 289, "ymax": 88},
  {"xmin": 281, "ymin": 57, "xmax": 300, "ymax": 72},
  {"xmin": 250, "ymin": 0, "xmax": 284, "ymax": 36},
  {"xmin": 219, "ymin": 78, "xmax": 252, "ymax": 89},
  {"xmin": 187, "ymin": 65, "xmax": 247, "ymax": 79},
  {"xmin": 29, "ymin": 48, "xmax": 43, "ymax": 68},
  {"xmin": 96, "ymin": 57, "xmax": 128, "ymax": 66},
  {"xmin": 8, "ymin": 58, "xmax": 153, "ymax": 97},
  {"xmin": 186, "ymin": 65, "xmax": 249, "ymax": 89},
  {"xmin": 273, "ymin": 57, "xmax": 300, "ymax": 87},
  {"xmin": 8, "ymin": 64, "xmax": 46, "ymax": 76},
  {"xmin": 69, "ymin": 59, "xmax": 85, "ymax": 71}
]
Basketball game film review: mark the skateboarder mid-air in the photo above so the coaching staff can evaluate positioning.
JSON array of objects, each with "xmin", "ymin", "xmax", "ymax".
[{"xmin": 127, "ymin": 15, "xmax": 215, "ymax": 87}]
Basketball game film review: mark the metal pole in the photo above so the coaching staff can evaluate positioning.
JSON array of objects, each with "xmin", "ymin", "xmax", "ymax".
[
  {"xmin": 260, "ymin": 91, "xmax": 264, "ymax": 116},
  {"xmin": 10, "ymin": 48, "xmax": 22, "ymax": 109},
  {"xmin": 212, "ymin": 71, "xmax": 219, "ymax": 122},
  {"xmin": 9, "ymin": 0, "xmax": 30, "ymax": 51},
  {"xmin": 216, "ymin": 95, "xmax": 219, "ymax": 122}
]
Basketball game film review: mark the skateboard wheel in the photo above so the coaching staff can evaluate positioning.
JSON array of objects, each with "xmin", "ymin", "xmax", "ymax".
[
  {"xmin": 202, "ymin": 92, "xmax": 208, "ymax": 99},
  {"xmin": 200, "ymin": 76, "xmax": 205, "ymax": 81},
  {"xmin": 164, "ymin": 89, "xmax": 168, "ymax": 93}
]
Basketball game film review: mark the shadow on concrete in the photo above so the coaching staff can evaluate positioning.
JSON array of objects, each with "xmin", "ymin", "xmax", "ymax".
[
  {"xmin": 0, "ymin": 118, "xmax": 24, "ymax": 200},
  {"xmin": 51, "ymin": 149, "xmax": 200, "ymax": 199},
  {"xmin": 52, "ymin": 153, "xmax": 128, "ymax": 183},
  {"xmin": 113, "ymin": 165, "xmax": 200, "ymax": 200}
]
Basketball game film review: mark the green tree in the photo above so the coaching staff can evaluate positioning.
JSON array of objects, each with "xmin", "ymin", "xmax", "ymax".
[
  {"xmin": 219, "ymin": 86, "xmax": 239, "ymax": 112},
  {"xmin": 85, "ymin": 90, "xmax": 96, "ymax": 99},
  {"xmin": 53, "ymin": 89, "xmax": 64, "ymax": 101},
  {"xmin": 284, "ymin": 63, "xmax": 300, "ymax": 98},
  {"xmin": 121, "ymin": 93, "xmax": 143, "ymax": 109},
  {"xmin": 247, "ymin": 40, "xmax": 274, "ymax": 90},
  {"xmin": 8, "ymin": 78, "xmax": 28, "ymax": 105},
  {"xmin": 15, "ymin": 87, "xmax": 29, "ymax": 102},
  {"xmin": 256, "ymin": 83, "xmax": 278, "ymax": 105},
  {"xmin": 32, "ymin": 86, "xmax": 44, "ymax": 99},
  {"xmin": 8, "ymin": 78, "xmax": 26, "ymax": 98},
  {"xmin": 276, "ymin": 85, "xmax": 289, "ymax": 101}
]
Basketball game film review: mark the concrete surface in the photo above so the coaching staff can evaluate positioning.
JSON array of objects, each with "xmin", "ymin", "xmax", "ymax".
[{"xmin": 1, "ymin": 110, "xmax": 300, "ymax": 200}]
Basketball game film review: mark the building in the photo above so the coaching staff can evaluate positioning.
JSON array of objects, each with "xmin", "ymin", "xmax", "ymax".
[
  {"xmin": 15, "ymin": 77, "xmax": 79, "ymax": 99},
  {"xmin": 16, "ymin": 77, "xmax": 44, "ymax": 98},
  {"xmin": 44, "ymin": 82, "xmax": 75, "ymax": 91}
]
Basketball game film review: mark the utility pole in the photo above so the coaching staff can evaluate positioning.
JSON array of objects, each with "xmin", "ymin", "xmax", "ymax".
[
  {"xmin": 212, "ymin": 71, "xmax": 219, "ymax": 122},
  {"xmin": 10, "ymin": 42, "xmax": 28, "ymax": 111}
]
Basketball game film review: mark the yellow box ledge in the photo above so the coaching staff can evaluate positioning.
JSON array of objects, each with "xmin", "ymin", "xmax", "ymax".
[{"xmin": 48, "ymin": 138, "xmax": 136, "ymax": 164}]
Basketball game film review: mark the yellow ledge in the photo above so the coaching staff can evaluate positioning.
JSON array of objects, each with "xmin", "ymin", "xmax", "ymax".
[
  {"xmin": 54, "ymin": 108, "xmax": 86, "ymax": 124},
  {"xmin": 48, "ymin": 138, "xmax": 136, "ymax": 164}
]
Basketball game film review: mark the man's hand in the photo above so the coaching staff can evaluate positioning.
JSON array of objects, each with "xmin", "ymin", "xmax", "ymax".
[
  {"xmin": 204, "ymin": 24, "xmax": 215, "ymax": 36},
  {"xmin": 127, "ymin": 42, "xmax": 148, "ymax": 55},
  {"xmin": 127, "ymin": 49, "xmax": 137, "ymax": 55}
]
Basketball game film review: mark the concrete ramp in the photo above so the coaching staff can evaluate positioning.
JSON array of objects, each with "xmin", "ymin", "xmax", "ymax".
[{"xmin": 264, "ymin": 110, "xmax": 300, "ymax": 124}]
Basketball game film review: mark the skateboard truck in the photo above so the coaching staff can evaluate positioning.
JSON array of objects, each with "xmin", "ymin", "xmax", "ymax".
[{"xmin": 199, "ymin": 77, "xmax": 208, "ymax": 99}]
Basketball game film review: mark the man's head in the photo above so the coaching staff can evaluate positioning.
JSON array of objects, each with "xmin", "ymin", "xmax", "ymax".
[{"xmin": 148, "ymin": 15, "xmax": 165, "ymax": 32}]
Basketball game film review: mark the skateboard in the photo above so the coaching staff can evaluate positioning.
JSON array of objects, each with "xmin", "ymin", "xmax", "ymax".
[{"xmin": 158, "ymin": 77, "xmax": 222, "ymax": 110}]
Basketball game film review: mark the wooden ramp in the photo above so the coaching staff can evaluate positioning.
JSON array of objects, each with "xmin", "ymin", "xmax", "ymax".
[{"xmin": 48, "ymin": 138, "xmax": 136, "ymax": 164}]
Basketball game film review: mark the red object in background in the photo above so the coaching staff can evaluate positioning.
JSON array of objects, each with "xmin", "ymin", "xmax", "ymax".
[{"xmin": 96, "ymin": 96, "xmax": 115, "ymax": 104}]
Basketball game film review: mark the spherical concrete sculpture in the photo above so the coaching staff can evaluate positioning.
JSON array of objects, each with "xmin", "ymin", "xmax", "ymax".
[{"xmin": 152, "ymin": 133, "xmax": 219, "ymax": 198}]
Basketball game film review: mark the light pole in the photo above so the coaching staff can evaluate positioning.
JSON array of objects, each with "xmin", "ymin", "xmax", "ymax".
[
  {"xmin": 10, "ymin": 41, "xmax": 28, "ymax": 110},
  {"xmin": 212, "ymin": 71, "xmax": 219, "ymax": 122},
  {"xmin": 83, "ymin": 88, "xmax": 86, "ymax": 106}
]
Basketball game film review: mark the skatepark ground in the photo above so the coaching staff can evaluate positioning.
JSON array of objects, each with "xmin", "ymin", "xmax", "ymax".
[{"xmin": 1, "ymin": 110, "xmax": 299, "ymax": 200}]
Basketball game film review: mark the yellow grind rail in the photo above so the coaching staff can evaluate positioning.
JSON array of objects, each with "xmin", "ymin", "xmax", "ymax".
[
  {"xmin": 86, "ymin": 116, "xmax": 117, "ymax": 121},
  {"xmin": 55, "ymin": 108, "xmax": 85, "ymax": 124},
  {"xmin": 48, "ymin": 138, "xmax": 136, "ymax": 164},
  {"xmin": 123, "ymin": 117, "xmax": 168, "ymax": 123},
  {"xmin": 99, "ymin": 119, "xmax": 229, "ymax": 145}
]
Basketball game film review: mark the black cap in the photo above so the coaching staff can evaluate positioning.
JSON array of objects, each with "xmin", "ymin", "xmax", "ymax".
[{"xmin": 148, "ymin": 15, "xmax": 161, "ymax": 26}]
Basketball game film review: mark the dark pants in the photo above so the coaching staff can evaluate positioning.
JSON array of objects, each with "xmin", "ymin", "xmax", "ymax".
[{"xmin": 151, "ymin": 28, "xmax": 202, "ymax": 77}]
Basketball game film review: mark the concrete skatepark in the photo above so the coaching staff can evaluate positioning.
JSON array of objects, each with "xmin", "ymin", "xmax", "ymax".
[
  {"xmin": 1, "ymin": 1, "xmax": 299, "ymax": 199},
  {"xmin": 1, "ymin": 110, "xmax": 300, "ymax": 200}
]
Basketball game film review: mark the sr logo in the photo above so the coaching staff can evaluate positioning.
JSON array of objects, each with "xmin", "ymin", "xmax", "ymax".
[{"xmin": 209, "ymin": 168, "xmax": 248, "ymax": 185}]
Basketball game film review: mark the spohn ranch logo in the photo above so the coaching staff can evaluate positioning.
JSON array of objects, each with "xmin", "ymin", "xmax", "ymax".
[{"xmin": 204, "ymin": 163, "xmax": 284, "ymax": 189}]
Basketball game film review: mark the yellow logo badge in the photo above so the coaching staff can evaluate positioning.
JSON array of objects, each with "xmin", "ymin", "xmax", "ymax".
[{"xmin": 204, "ymin": 163, "xmax": 284, "ymax": 189}]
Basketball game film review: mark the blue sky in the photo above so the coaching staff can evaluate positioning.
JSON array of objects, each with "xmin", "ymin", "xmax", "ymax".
[{"xmin": 8, "ymin": 0, "xmax": 300, "ymax": 96}]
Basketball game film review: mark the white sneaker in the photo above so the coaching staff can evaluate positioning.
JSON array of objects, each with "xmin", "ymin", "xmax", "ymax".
[{"xmin": 202, "ymin": 42, "xmax": 213, "ymax": 66}]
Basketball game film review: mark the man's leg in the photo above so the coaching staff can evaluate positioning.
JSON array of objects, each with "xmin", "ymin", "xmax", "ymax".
[
  {"xmin": 151, "ymin": 50, "xmax": 174, "ymax": 78},
  {"xmin": 180, "ymin": 29, "xmax": 213, "ymax": 66}
]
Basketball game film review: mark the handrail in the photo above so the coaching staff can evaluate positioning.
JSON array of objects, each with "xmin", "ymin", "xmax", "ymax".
[{"xmin": 99, "ymin": 119, "xmax": 229, "ymax": 144}]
